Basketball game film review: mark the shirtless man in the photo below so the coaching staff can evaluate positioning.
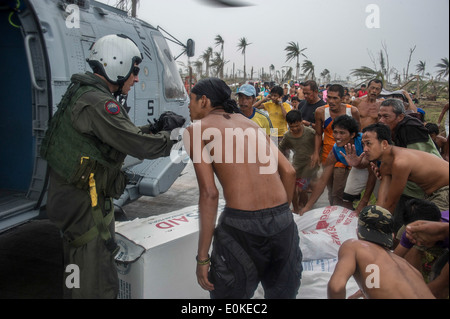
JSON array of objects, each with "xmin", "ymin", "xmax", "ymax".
[
  {"xmin": 361, "ymin": 123, "xmax": 449, "ymax": 214},
  {"xmin": 352, "ymin": 79, "xmax": 383, "ymax": 129},
  {"xmin": 184, "ymin": 78, "xmax": 302, "ymax": 299},
  {"xmin": 328, "ymin": 205, "xmax": 435, "ymax": 299},
  {"xmin": 312, "ymin": 84, "xmax": 360, "ymax": 167}
]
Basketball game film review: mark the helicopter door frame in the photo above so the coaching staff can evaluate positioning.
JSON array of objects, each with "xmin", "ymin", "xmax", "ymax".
[{"xmin": 19, "ymin": 2, "xmax": 51, "ymax": 207}]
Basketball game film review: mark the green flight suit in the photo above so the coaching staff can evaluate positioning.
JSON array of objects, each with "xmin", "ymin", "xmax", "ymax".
[{"xmin": 44, "ymin": 72, "xmax": 174, "ymax": 299}]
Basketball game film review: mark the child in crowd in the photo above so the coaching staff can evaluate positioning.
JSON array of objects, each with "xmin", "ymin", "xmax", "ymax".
[
  {"xmin": 426, "ymin": 122, "xmax": 448, "ymax": 159},
  {"xmin": 279, "ymin": 110, "xmax": 318, "ymax": 214}
]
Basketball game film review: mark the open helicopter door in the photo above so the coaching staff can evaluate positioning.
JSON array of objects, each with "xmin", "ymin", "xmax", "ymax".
[{"xmin": 0, "ymin": 0, "xmax": 51, "ymax": 231}]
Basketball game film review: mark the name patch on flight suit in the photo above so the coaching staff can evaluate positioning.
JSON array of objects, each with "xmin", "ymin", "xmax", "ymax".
[{"xmin": 105, "ymin": 101, "xmax": 121, "ymax": 115}]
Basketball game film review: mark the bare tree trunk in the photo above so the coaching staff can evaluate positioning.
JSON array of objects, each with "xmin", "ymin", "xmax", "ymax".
[
  {"xmin": 243, "ymin": 54, "xmax": 246, "ymax": 82},
  {"xmin": 131, "ymin": 0, "xmax": 137, "ymax": 17},
  {"xmin": 416, "ymin": 75, "xmax": 420, "ymax": 98},
  {"xmin": 382, "ymin": 41, "xmax": 390, "ymax": 84},
  {"xmin": 405, "ymin": 45, "xmax": 416, "ymax": 82},
  {"xmin": 233, "ymin": 63, "xmax": 235, "ymax": 85}
]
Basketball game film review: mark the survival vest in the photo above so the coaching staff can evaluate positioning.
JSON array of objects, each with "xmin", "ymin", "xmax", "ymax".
[{"xmin": 41, "ymin": 81, "xmax": 127, "ymax": 199}]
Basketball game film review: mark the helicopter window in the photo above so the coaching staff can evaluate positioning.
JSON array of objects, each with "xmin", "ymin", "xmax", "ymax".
[{"xmin": 153, "ymin": 34, "xmax": 187, "ymax": 100}]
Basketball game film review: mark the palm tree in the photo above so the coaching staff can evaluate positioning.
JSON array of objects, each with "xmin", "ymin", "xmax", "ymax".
[
  {"xmin": 284, "ymin": 41, "xmax": 307, "ymax": 81},
  {"xmin": 301, "ymin": 60, "xmax": 316, "ymax": 81},
  {"xmin": 416, "ymin": 60, "xmax": 426, "ymax": 77},
  {"xmin": 435, "ymin": 57, "xmax": 449, "ymax": 80},
  {"xmin": 214, "ymin": 35, "xmax": 225, "ymax": 78},
  {"xmin": 215, "ymin": 35, "xmax": 225, "ymax": 59},
  {"xmin": 320, "ymin": 69, "xmax": 331, "ymax": 84},
  {"xmin": 350, "ymin": 66, "xmax": 385, "ymax": 86},
  {"xmin": 115, "ymin": 0, "xmax": 139, "ymax": 17},
  {"xmin": 269, "ymin": 64, "xmax": 275, "ymax": 81},
  {"xmin": 210, "ymin": 52, "xmax": 228, "ymax": 78},
  {"xmin": 283, "ymin": 67, "xmax": 293, "ymax": 82},
  {"xmin": 237, "ymin": 37, "xmax": 251, "ymax": 81},
  {"xmin": 378, "ymin": 50, "xmax": 388, "ymax": 81},
  {"xmin": 275, "ymin": 70, "xmax": 282, "ymax": 83},
  {"xmin": 193, "ymin": 60, "xmax": 204, "ymax": 78},
  {"xmin": 201, "ymin": 47, "xmax": 213, "ymax": 77}
]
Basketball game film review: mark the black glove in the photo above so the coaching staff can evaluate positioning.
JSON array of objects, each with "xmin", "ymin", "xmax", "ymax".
[{"xmin": 148, "ymin": 111, "xmax": 186, "ymax": 134}]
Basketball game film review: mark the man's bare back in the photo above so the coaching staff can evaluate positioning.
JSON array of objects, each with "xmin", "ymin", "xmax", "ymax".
[
  {"xmin": 190, "ymin": 110, "xmax": 291, "ymax": 211},
  {"xmin": 336, "ymin": 239, "xmax": 435, "ymax": 299}
]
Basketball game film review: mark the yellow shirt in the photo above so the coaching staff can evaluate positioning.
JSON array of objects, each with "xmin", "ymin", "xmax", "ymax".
[
  {"xmin": 248, "ymin": 108, "xmax": 273, "ymax": 136},
  {"xmin": 263, "ymin": 102, "xmax": 291, "ymax": 137}
]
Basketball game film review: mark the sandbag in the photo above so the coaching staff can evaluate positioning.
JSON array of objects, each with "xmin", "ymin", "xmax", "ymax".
[
  {"xmin": 254, "ymin": 206, "xmax": 360, "ymax": 299},
  {"xmin": 299, "ymin": 225, "xmax": 358, "ymax": 261},
  {"xmin": 294, "ymin": 205, "xmax": 358, "ymax": 232},
  {"xmin": 295, "ymin": 206, "xmax": 358, "ymax": 261}
]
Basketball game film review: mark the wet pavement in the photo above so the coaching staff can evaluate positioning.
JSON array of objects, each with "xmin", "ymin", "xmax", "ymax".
[{"xmin": 0, "ymin": 162, "xmax": 329, "ymax": 299}]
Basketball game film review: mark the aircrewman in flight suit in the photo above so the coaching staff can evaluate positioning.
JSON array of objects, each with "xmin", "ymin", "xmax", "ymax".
[{"xmin": 40, "ymin": 34, "xmax": 183, "ymax": 298}]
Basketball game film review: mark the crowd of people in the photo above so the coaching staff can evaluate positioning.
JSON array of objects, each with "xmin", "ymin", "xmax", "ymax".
[
  {"xmin": 228, "ymin": 79, "xmax": 449, "ymax": 299},
  {"xmin": 44, "ymin": 32, "xmax": 448, "ymax": 300}
]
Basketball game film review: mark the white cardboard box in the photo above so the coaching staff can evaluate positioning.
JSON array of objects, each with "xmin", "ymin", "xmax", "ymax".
[{"xmin": 114, "ymin": 201, "xmax": 225, "ymax": 299}]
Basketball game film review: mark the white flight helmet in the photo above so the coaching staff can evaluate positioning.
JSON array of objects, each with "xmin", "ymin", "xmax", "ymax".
[{"xmin": 87, "ymin": 34, "xmax": 143, "ymax": 86}]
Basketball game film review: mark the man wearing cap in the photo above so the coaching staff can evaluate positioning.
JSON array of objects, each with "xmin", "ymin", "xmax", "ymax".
[
  {"xmin": 328, "ymin": 205, "xmax": 435, "ymax": 299},
  {"xmin": 237, "ymin": 84, "xmax": 273, "ymax": 136}
]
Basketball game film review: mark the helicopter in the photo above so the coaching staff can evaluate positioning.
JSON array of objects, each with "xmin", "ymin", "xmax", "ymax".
[{"xmin": 0, "ymin": 0, "xmax": 196, "ymax": 232}]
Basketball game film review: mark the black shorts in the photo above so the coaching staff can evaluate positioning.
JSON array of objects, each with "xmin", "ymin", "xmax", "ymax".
[{"xmin": 209, "ymin": 203, "xmax": 302, "ymax": 299}]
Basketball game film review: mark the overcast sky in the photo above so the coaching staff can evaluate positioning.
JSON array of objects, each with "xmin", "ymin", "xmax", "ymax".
[{"xmin": 100, "ymin": 0, "xmax": 449, "ymax": 82}]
